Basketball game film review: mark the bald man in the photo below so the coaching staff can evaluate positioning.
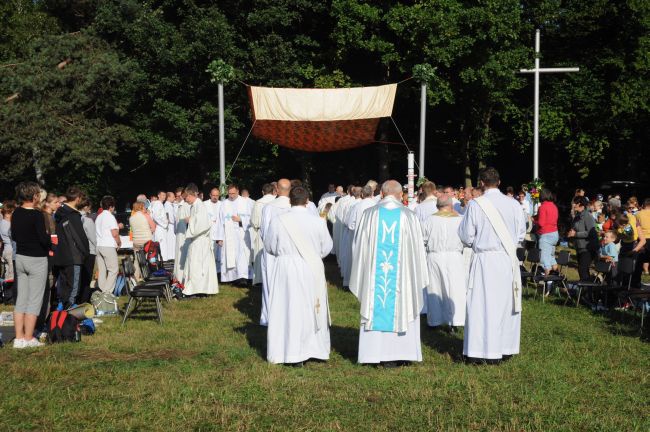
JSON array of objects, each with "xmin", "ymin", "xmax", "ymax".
[
  {"xmin": 350, "ymin": 180, "xmax": 429, "ymax": 365},
  {"xmin": 259, "ymin": 178, "xmax": 292, "ymax": 326}
]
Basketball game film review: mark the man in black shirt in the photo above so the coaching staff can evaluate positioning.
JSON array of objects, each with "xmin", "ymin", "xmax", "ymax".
[{"xmin": 53, "ymin": 186, "xmax": 89, "ymax": 308}]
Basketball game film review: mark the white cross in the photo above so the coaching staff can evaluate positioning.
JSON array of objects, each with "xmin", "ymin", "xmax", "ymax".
[{"xmin": 519, "ymin": 29, "xmax": 579, "ymax": 180}]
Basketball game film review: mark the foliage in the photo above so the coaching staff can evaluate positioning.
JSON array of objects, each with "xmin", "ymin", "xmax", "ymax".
[{"xmin": 0, "ymin": 0, "xmax": 648, "ymax": 198}]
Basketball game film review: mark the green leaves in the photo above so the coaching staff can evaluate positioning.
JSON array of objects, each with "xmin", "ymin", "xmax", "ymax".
[{"xmin": 206, "ymin": 59, "xmax": 235, "ymax": 84}]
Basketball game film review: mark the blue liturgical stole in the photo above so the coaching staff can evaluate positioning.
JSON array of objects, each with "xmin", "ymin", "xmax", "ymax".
[{"xmin": 371, "ymin": 206, "xmax": 401, "ymax": 332}]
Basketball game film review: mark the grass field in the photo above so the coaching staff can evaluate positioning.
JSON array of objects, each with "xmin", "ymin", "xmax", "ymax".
[{"xmin": 1, "ymin": 261, "xmax": 649, "ymax": 431}]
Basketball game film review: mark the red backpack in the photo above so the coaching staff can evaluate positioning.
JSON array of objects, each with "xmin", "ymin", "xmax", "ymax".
[
  {"xmin": 49, "ymin": 310, "xmax": 81, "ymax": 343},
  {"xmin": 143, "ymin": 240, "xmax": 162, "ymax": 271}
]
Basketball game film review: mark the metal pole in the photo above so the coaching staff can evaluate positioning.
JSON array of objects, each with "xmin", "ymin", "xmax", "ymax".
[
  {"xmin": 419, "ymin": 83, "xmax": 426, "ymax": 179},
  {"xmin": 407, "ymin": 151, "xmax": 415, "ymax": 205},
  {"xmin": 533, "ymin": 29, "xmax": 540, "ymax": 179},
  {"xmin": 218, "ymin": 82, "xmax": 226, "ymax": 189}
]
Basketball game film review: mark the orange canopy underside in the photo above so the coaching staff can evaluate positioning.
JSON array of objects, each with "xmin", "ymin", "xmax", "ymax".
[{"xmin": 252, "ymin": 118, "xmax": 381, "ymax": 152}]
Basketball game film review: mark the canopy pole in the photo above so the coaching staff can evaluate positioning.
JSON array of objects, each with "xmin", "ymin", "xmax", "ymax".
[
  {"xmin": 418, "ymin": 83, "xmax": 426, "ymax": 179},
  {"xmin": 407, "ymin": 151, "xmax": 415, "ymax": 205},
  {"xmin": 218, "ymin": 82, "xmax": 226, "ymax": 190}
]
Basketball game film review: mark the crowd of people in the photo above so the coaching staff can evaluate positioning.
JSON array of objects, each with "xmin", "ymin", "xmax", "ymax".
[{"xmin": 1, "ymin": 169, "xmax": 648, "ymax": 366}]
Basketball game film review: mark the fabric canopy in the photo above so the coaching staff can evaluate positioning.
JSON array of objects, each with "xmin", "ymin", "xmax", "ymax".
[{"xmin": 248, "ymin": 84, "xmax": 397, "ymax": 152}]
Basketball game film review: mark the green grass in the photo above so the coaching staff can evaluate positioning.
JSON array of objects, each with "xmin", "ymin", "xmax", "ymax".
[{"xmin": 1, "ymin": 261, "xmax": 649, "ymax": 431}]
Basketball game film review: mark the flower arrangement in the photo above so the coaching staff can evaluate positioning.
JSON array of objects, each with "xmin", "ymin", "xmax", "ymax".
[{"xmin": 527, "ymin": 178, "xmax": 544, "ymax": 204}]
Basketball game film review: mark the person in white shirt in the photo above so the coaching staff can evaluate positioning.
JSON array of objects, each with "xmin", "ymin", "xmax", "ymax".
[{"xmin": 95, "ymin": 196, "xmax": 121, "ymax": 294}]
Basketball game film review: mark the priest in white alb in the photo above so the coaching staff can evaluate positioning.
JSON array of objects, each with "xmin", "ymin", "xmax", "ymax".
[
  {"xmin": 249, "ymin": 183, "xmax": 276, "ymax": 285},
  {"xmin": 331, "ymin": 185, "xmax": 353, "ymax": 262},
  {"xmin": 264, "ymin": 186, "xmax": 333, "ymax": 365},
  {"xmin": 415, "ymin": 181, "xmax": 438, "ymax": 223},
  {"xmin": 350, "ymin": 180, "xmax": 429, "ymax": 365},
  {"xmin": 259, "ymin": 178, "xmax": 292, "ymax": 326},
  {"xmin": 341, "ymin": 185, "xmax": 376, "ymax": 285},
  {"xmin": 164, "ymin": 192, "xmax": 177, "ymax": 259},
  {"xmin": 422, "ymin": 196, "xmax": 466, "ymax": 328},
  {"xmin": 338, "ymin": 186, "xmax": 361, "ymax": 288},
  {"xmin": 458, "ymin": 167, "xmax": 525, "ymax": 364},
  {"xmin": 151, "ymin": 191, "xmax": 172, "ymax": 261},
  {"xmin": 216, "ymin": 184, "xmax": 253, "ymax": 285},
  {"xmin": 183, "ymin": 183, "xmax": 219, "ymax": 295},
  {"xmin": 173, "ymin": 190, "xmax": 191, "ymax": 283},
  {"xmin": 204, "ymin": 188, "xmax": 222, "ymax": 275}
]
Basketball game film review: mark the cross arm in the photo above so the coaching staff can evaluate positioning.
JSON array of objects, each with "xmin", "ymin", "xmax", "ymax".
[{"xmin": 519, "ymin": 67, "xmax": 580, "ymax": 74}]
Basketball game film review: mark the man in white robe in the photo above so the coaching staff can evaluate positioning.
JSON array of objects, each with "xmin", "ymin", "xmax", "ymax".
[
  {"xmin": 204, "ymin": 188, "xmax": 222, "ymax": 274},
  {"xmin": 164, "ymin": 192, "xmax": 177, "ymax": 260},
  {"xmin": 216, "ymin": 185, "xmax": 253, "ymax": 284},
  {"xmin": 444, "ymin": 185, "xmax": 465, "ymax": 215},
  {"xmin": 341, "ymin": 185, "xmax": 375, "ymax": 286},
  {"xmin": 422, "ymin": 196, "xmax": 466, "ymax": 328},
  {"xmin": 151, "ymin": 191, "xmax": 172, "ymax": 261},
  {"xmin": 338, "ymin": 186, "xmax": 361, "ymax": 287},
  {"xmin": 458, "ymin": 167, "xmax": 526, "ymax": 364},
  {"xmin": 332, "ymin": 185, "xmax": 353, "ymax": 261},
  {"xmin": 249, "ymin": 183, "xmax": 276, "ymax": 285},
  {"xmin": 350, "ymin": 180, "xmax": 429, "ymax": 365},
  {"xmin": 173, "ymin": 192, "xmax": 191, "ymax": 283},
  {"xmin": 317, "ymin": 184, "xmax": 341, "ymax": 212},
  {"xmin": 264, "ymin": 186, "xmax": 333, "ymax": 365},
  {"xmin": 415, "ymin": 181, "xmax": 438, "ymax": 224},
  {"xmin": 183, "ymin": 184, "xmax": 219, "ymax": 295},
  {"xmin": 259, "ymin": 179, "xmax": 291, "ymax": 326}
]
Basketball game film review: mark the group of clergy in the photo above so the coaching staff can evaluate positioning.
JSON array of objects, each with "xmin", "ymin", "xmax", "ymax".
[{"xmin": 168, "ymin": 167, "xmax": 525, "ymax": 367}]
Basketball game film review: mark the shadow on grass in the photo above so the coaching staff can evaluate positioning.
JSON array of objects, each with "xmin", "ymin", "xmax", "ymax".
[
  {"xmin": 419, "ymin": 319, "xmax": 465, "ymax": 362},
  {"xmin": 330, "ymin": 325, "xmax": 358, "ymax": 363},
  {"xmin": 233, "ymin": 286, "xmax": 267, "ymax": 360}
]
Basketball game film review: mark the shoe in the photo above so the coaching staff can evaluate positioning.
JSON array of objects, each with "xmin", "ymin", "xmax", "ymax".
[
  {"xmin": 92, "ymin": 318, "xmax": 104, "ymax": 324},
  {"xmin": 22, "ymin": 338, "xmax": 44, "ymax": 348},
  {"xmin": 12, "ymin": 338, "xmax": 25, "ymax": 349}
]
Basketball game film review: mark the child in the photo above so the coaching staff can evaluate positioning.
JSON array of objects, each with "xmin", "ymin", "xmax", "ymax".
[{"xmin": 599, "ymin": 230, "xmax": 619, "ymax": 265}]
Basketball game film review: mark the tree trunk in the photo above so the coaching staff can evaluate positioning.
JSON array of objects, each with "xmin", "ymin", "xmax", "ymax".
[
  {"xmin": 460, "ymin": 122, "xmax": 472, "ymax": 187},
  {"xmin": 298, "ymin": 153, "xmax": 313, "ymax": 192},
  {"xmin": 32, "ymin": 146, "xmax": 45, "ymax": 186}
]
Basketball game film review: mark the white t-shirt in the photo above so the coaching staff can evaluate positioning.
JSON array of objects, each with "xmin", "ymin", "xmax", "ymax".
[{"xmin": 95, "ymin": 210, "xmax": 119, "ymax": 248}]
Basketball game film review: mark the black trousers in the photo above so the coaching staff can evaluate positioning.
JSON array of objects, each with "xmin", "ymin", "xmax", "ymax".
[
  {"xmin": 57, "ymin": 265, "xmax": 80, "ymax": 308},
  {"xmin": 78, "ymin": 254, "xmax": 96, "ymax": 304},
  {"xmin": 632, "ymin": 244, "xmax": 649, "ymax": 288},
  {"xmin": 577, "ymin": 249, "xmax": 596, "ymax": 281}
]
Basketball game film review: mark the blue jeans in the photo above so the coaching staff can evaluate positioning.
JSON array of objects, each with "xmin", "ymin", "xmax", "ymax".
[{"xmin": 539, "ymin": 232, "xmax": 559, "ymax": 271}]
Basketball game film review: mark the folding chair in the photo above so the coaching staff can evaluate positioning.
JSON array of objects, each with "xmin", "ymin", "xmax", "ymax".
[
  {"xmin": 568, "ymin": 261, "xmax": 612, "ymax": 307},
  {"xmin": 136, "ymin": 250, "xmax": 173, "ymax": 302},
  {"xmin": 121, "ymin": 256, "xmax": 166, "ymax": 325},
  {"xmin": 522, "ymin": 248, "xmax": 541, "ymax": 295},
  {"xmin": 534, "ymin": 250, "xmax": 570, "ymax": 302}
]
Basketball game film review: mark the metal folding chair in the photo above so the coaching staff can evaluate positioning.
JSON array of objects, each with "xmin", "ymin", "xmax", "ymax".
[
  {"xmin": 534, "ymin": 250, "xmax": 570, "ymax": 302},
  {"xmin": 121, "ymin": 256, "xmax": 167, "ymax": 325}
]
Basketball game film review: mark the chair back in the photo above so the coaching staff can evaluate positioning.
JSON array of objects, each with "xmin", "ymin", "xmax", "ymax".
[
  {"xmin": 527, "ymin": 248, "xmax": 541, "ymax": 264},
  {"xmin": 594, "ymin": 260, "xmax": 612, "ymax": 275},
  {"xmin": 516, "ymin": 247, "xmax": 526, "ymax": 262},
  {"xmin": 617, "ymin": 256, "xmax": 636, "ymax": 275},
  {"xmin": 136, "ymin": 250, "xmax": 152, "ymax": 279},
  {"xmin": 556, "ymin": 250, "xmax": 570, "ymax": 266}
]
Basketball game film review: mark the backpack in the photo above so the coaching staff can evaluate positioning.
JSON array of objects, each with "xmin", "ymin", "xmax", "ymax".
[
  {"xmin": 91, "ymin": 291, "xmax": 119, "ymax": 316},
  {"xmin": 143, "ymin": 240, "xmax": 162, "ymax": 271},
  {"xmin": 49, "ymin": 310, "xmax": 81, "ymax": 343}
]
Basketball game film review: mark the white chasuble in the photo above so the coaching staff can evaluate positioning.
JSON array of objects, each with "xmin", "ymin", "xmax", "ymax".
[
  {"xmin": 204, "ymin": 199, "xmax": 223, "ymax": 272},
  {"xmin": 259, "ymin": 196, "xmax": 291, "ymax": 326},
  {"xmin": 350, "ymin": 196, "xmax": 429, "ymax": 363},
  {"xmin": 163, "ymin": 201, "xmax": 177, "ymax": 261},
  {"xmin": 458, "ymin": 188, "xmax": 526, "ymax": 360},
  {"xmin": 216, "ymin": 196, "xmax": 252, "ymax": 282},
  {"xmin": 151, "ymin": 200, "xmax": 171, "ymax": 261},
  {"xmin": 422, "ymin": 211, "xmax": 466, "ymax": 327},
  {"xmin": 184, "ymin": 199, "xmax": 219, "ymax": 295},
  {"xmin": 264, "ymin": 207, "xmax": 333, "ymax": 364},
  {"xmin": 173, "ymin": 201, "xmax": 191, "ymax": 283},
  {"xmin": 249, "ymin": 194, "xmax": 276, "ymax": 285}
]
